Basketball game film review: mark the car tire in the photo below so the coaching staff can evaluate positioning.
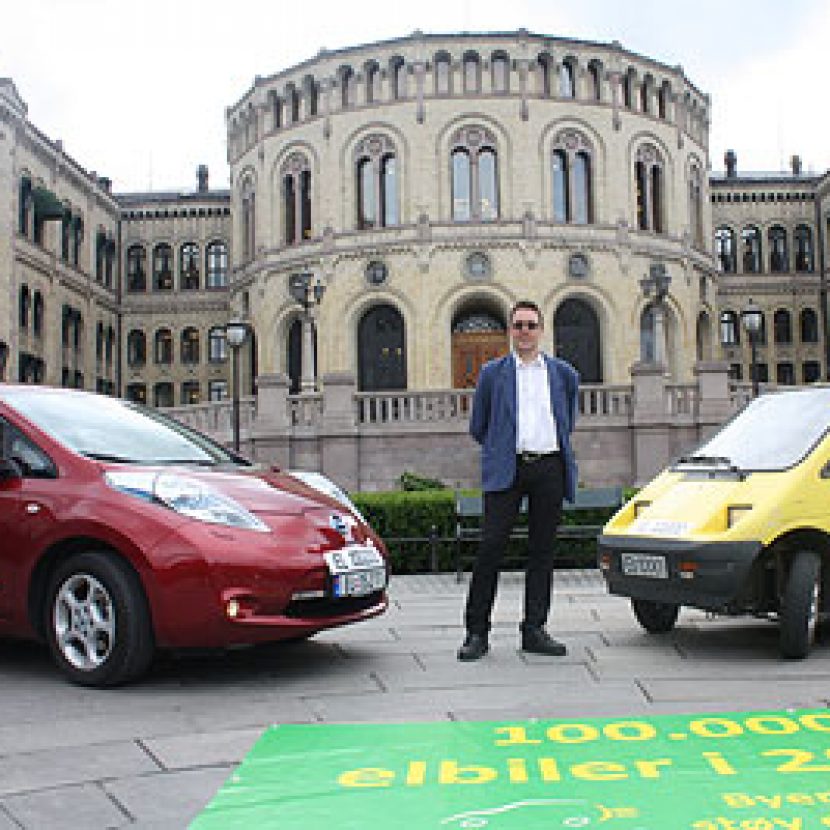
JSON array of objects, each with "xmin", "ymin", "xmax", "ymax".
[
  {"xmin": 44, "ymin": 551, "xmax": 155, "ymax": 687},
  {"xmin": 779, "ymin": 550, "xmax": 821, "ymax": 660},
  {"xmin": 631, "ymin": 599, "xmax": 680, "ymax": 633}
]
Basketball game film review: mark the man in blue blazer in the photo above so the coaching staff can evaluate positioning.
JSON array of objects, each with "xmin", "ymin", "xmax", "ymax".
[{"xmin": 458, "ymin": 299, "xmax": 580, "ymax": 661}]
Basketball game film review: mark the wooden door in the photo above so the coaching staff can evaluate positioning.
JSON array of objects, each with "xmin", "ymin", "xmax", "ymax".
[{"xmin": 452, "ymin": 331, "xmax": 508, "ymax": 388}]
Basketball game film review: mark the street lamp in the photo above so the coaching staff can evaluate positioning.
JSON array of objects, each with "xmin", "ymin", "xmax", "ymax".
[
  {"xmin": 740, "ymin": 298, "xmax": 763, "ymax": 398},
  {"xmin": 639, "ymin": 262, "xmax": 671, "ymax": 364},
  {"xmin": 288, "ymin": 272, "xmax": 326, "ymax": 392},
  {"xmin": 225, "ymin": 319, "xmax": 250, "ymax": 452}
]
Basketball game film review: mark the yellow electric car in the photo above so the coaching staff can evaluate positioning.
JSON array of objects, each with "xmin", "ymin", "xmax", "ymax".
[{"xmin": 598, "ymin": 385, "xmax": 830, "ymax": 659}]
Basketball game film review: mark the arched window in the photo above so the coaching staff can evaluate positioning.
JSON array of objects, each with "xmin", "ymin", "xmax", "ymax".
[
  {"xmin": 741, "ymin": 226, "xmax": 762, "ymax": 273},
  {"xmin": 491, "ymin": 52, "xmax": 509, "ymax": 93},
  {"xmin": 390, "ymin": 56, "xmax": 406, "ymax": 100},
  {"xmin": 154, "ymin": 383, "xmax": 174, "ymax": 408},
  {"xmin": 304, "ymin": 75, "xmax": 318, "ymax": 117},
  {"xmin": 451, "ymin": 150, "xmax": 471, "ymax": 221},
  {"xmin": 800, "ymin": 308, "xmax": 819, "ymax": 343},
  {"xmin": 640, "ymin": 76, "xmax": 652, "ymax": 113},
  {"xmin": 768, "ymin": 226, "xmax": 788, "ymax": 272},
  {"xmin": 96, "ymin": 322, "xmax": 104, "ymax": 363},
  {"xmin": 240, "ymin": 178, "xmax": 256, "ymax": 261},
  {"xmin": 180, "ymin": 242, "xmax": 200, "ymax": 290},
  {"xmin": 554, "ymin": 299, "xmax": 602, "ymax": 382},
  {"xmin": 715, "ymin": 227, "xmax": 736, "ymax": 273},
  {"xmin": 282, "ymin": 154, "xmax": 312, "ymax": 245},
  {"xmin": 720, "ymin": 310, "xmax": 740, "ymax": 346},
  {"xmin": 357, "ymin": 304, "xmax": 407, "ymax": 391},
  {"xmin": 154, "ymin": 329, "xmax": 173, "ymax": 365},
  {"xmin": 339, "ymin": 66, "xmax": 355, "ymax": 108},
  {"xmin": 463, "ymin": 52, "xmax": 480, "ymax": 93},
  {"xmin": 559, "ymin": 58, "xmax": 576, "ymax": 98},
  {"xmin": 688, "ymin": 164, "xmax": 704, "ymax": 247},
  {"xmin": 32, "ymin": 292, "xmax": 44, "ymax": 337},
  {"xmin": 552, "ymin": 150, "xmax": 568, "ymax": 222},
  {"xmin": 623, "ymin": 69, "xmax": 635, "ymax": 108},
  {"xmin": 658, "ymin": 81, "xmax": 670, "ymax": 119},
  {"xmin": 536, "ymin": 53, "xmax": 552, "ymax": 97},
  {"xmin": 19, "ymin": 175, "xmax": 32, "ymax": 236},
  {"xmin": 635, "ymin": 145, "xmax": 664, "ymax": 232},
  {"xmin": 72, "ymin": 216, "xmax": 83, "ymax": 267},
  {"xmin": 270, "ymin": 92, "xmax": 282, "ymax": 130},
  {"xmin": 451, "ymin": 126, "xmax": 499, "ymax": 222},
  {"xmin": 152, "ymin": 244, "xmax": 173, "ymax": 290},
  {"xmin": 434, "ymin": 52, "xmax": 451, "ymax": 95},
  {"xmin": 365, "ymin": 61, "xmax": 381, "ymax": 103},
  {"xmin": 287, "ymin": 85, "xmax": 300, "ymax": 123},
  {"xmin": 126, "ymin": 384, "xmax": 146, "ymax": 404},
  {"xmin": 206, "ymin": 241, "xmax": 228, "ymax": 288},
  {"xmin": 355, "ymin": 135, "xmax": 398, "ymax": 229},
  {"xmin": 773, "ymin": 309, "xmax": 792, "ymax": 344},
  {"xmin": 552, "ymin": 132, "xmax": 594, "ymax": 224},
  {"xmin": 208, "ymin": 327, "xmax": 227, "ymax": 362},
  {"xmin": 181, "ymin": 327, "xmax": 200, "ymax": 364},
  {"xmin": 95, "ymin": 231, "xmax": 107, "ymax": 283},
  {"xmin": 587, "ymin": 60, "xmax": 602, "ymax": 101},
  {"xmin": 794, "ymin": 225, "xmax": 813, "ymax": 272},
  {"xmin": 19, "ymin": 285, "xmax": 30, "ymax": 329}
]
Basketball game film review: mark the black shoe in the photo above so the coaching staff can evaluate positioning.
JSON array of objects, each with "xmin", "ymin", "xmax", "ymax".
[
  {"xmin": 521, "ymin": 626, "xmax": 567, "ymax": 656},
  {"xmin": 457, "ymin": 633, "xmax": 489, "ymax": 661}
]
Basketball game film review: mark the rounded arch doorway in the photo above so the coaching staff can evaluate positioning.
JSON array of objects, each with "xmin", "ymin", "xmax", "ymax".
[
  {"xmin": 358, "ymin": 303, "xmax": 407, "ymax": 391},
  {"xmin": 452, "ymin": 302, "xmax": 508, "ymax": 388},
  {"xmin": 554, "ymin": 298, "xmax": 602, "ymax": 382}
]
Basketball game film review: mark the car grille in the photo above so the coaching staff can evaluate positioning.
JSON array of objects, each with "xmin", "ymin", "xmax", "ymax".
[{"xmin": 283, "ymin": 591, "xmax": 384, "ymax": 618}]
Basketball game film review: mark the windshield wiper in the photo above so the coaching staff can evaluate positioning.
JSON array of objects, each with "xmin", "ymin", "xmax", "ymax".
[
  {"xmin": 82, "ymin": 452, "xmax": 139, "ymax": 463},
  {"xmin": 154, "ymin": 458, "xmax": 218, "ymax": 466},
  {"xmin": 676, "ymin": 454, "xmax": 735, "ymax": 466}
]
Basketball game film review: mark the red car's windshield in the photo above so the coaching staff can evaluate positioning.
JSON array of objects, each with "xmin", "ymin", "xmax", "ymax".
[{"xmin": 1, "ymin": 387, "xmax": 247, "ymax": 467}]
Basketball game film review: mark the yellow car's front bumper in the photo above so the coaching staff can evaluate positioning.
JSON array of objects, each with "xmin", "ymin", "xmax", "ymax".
[{"xmin": 597, "ymin": 534, "xmax": 764, "ymax": 611}]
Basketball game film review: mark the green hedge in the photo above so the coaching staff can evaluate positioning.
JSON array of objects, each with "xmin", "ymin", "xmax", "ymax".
[{"xmin": 352, "ymin": 489, "xmax": 627, "ymax": 574}]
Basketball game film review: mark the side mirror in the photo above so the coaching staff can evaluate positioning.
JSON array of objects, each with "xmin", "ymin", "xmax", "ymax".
[{"xmin": 0, "ymin": 458, "xmax": 22, "ymax": 482}]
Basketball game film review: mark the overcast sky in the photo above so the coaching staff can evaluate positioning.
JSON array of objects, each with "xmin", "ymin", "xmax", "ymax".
[{"xmin": 4, "ymin": 0, "xmax": 829, "ymax": 193}]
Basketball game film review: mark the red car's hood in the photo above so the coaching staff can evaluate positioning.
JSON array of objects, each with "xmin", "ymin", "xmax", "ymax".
[{"xmin": 101, "ymin": 464, "xmax": 336, "ymax": 516}]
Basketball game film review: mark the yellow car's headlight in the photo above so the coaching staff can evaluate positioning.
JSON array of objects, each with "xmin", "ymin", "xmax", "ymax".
[{"xmin": 727, "ymin": 505, "xmax": 752, "ymax": 528}]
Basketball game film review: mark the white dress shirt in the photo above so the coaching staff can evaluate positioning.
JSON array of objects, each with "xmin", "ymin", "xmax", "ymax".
[{"xmin": 514, "ymin": 352, "xmax": 559, "ymax": 453}]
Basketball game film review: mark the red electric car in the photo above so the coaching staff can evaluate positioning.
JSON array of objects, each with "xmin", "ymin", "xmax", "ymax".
[{"xmin": 0, "ymin": 384, "xmax": 388, "ymax": 686}]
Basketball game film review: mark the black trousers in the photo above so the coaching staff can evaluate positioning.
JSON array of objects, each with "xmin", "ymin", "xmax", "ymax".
[{"xmin": 464, "ymin": 453, "xmax": 565, "ymax": 635}]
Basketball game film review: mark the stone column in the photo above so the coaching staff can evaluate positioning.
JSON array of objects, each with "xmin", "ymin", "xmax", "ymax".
[
  {"xmin": 250, "ymin": 372, "xmax": 291, "ymax": 468},
  {"xmin": 630, "ymin": 361, "xmax": 670, "ymax": 486},
  {"xmin": 319, "ymin": 372, "xmax": 359, "ymax": 491},
  {"xmin": 693, "ymin": 360, "xmax": 733, "ymax": 440}
]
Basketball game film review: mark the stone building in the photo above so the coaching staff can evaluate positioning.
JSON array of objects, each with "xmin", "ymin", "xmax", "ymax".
[
  {"xmin": 3, "ymin": 31, "xmax": 830, "ymax": 488},
  {"xmin": 1, "ymin": 78, "xmax": 233, "ymax": 405},
  {"xmin": 226, "ymin": 31, "xmax": 715, "ymax": 392}
]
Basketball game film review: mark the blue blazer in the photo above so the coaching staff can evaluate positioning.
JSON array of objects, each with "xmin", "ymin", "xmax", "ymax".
[{"xmin": 469, "ymin": 353, "xmax": 579, "ymax": 501}]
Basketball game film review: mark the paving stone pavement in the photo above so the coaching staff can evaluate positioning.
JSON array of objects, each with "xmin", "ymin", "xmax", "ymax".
[{"xmin": 0, "ymin": 570, "xmax": 828, "ymax": 828}]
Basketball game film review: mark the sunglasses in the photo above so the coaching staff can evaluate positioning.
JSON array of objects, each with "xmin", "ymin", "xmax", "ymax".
[{"xmin": 511, "ymin": 320, "xmax": 540, "ymax": 331}]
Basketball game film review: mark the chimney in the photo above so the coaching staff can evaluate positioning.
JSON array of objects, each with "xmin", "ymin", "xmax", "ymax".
[
  {"xmin": 99, "ymin": 176, "xmax": 111, "ymax": 193},
  {"xmin": 791, "ymin": 154, "xmax": 802, "ymax": 176},
  {"xmin": 724, "ymin": 149, "xmax": 737, "ymax": 178},
  {"xmin": 197, "ymin": 165, "xmax": 209, "ymax": 193}
]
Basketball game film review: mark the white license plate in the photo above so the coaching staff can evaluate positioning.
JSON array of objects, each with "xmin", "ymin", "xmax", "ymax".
[
  {"xmin": 332, "ymin": 567, "xmax": 386, "ymax": 598},
  {"xmin": 324, "ymin": 545, "xmax": 384, "ymax": 574},
  {"xmin": 621, "ymin": 553, "xmax": 668, "ymax": 579},
  {"xmin": 325, "ymin": 546, "xmax": 386, "ymax": 598}
]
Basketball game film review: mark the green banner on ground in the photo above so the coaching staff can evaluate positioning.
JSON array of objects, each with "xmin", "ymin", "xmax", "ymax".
[{"xmin": 192, "ymin": 708, "xmax": 830, "ymax": 829}]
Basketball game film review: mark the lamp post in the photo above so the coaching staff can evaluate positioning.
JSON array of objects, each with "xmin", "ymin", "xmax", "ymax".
[
  {"xmin": 288, "ymin": 272, "xmax": 326, "ymax": 392},
  {"xmin": 740, "ymin": 298, "xmax": 763, "ymax": 398},
  {"xmin": 639, "ymin": 262, "xmax": 671, "ymax": 365},
  {"xmin": 225, "ymin": 319, "xmax": 250, "ymax": 452}
]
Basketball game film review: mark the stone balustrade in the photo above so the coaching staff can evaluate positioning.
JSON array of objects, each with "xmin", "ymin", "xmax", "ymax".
[{"xmin": 164, "ymin": 361, "xmax": 766, "ymax": 491}]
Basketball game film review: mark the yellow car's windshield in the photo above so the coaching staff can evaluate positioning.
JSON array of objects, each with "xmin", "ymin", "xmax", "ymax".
[{"xmin": 676, "ymin": 387, "xmax": 830, "ymax": 472}]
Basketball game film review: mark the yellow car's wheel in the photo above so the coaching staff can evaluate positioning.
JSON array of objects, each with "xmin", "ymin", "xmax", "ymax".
[
  {"xmin": 632, "ymin": 599, "xmax": 679, "ymax": 633},
  {"xmin": 780, "ymin": 550, "xmax": 821, "ymax": 660}
]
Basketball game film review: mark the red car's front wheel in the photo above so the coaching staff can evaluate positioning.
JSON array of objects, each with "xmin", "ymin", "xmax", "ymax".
[{"xmin": 45, "ymin": 551, "xmax": 155, "ymax": 687}]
